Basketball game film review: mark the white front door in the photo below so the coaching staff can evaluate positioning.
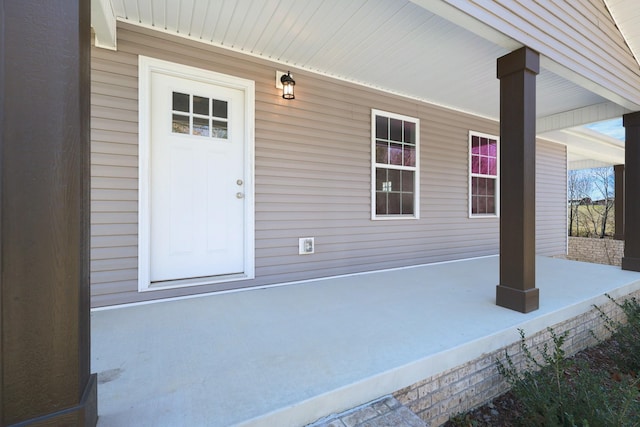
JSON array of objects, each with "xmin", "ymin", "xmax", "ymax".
[{"xmin": 149, "ymin": 72, "xmax": 246, "ymax": 283}]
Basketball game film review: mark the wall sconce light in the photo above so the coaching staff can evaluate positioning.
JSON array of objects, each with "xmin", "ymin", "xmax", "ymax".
[{"xmin": 276, "ymin": 71, "xmax": 295, "ymax": 100}]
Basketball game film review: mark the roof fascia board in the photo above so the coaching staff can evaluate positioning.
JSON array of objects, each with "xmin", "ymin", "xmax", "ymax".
[{"xmin": 91, "ymin": 0, "xmax": 117, "ymax": 50}]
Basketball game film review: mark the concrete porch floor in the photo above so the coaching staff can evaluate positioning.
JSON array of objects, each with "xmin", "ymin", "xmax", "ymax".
[{"xmin": 92, "ymin": 256, "xmax": 640, "ymax": 427}]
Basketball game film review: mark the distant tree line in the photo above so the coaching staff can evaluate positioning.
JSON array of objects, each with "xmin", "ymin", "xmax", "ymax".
[{"xmin": 568, "ymin": 167, "xmax": 615, "ymax": 238}]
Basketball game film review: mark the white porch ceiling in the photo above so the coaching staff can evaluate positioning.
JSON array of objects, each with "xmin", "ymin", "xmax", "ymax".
[{"xmin": 93, "ymin": 0, "xmax": 635, "ymax": 165}]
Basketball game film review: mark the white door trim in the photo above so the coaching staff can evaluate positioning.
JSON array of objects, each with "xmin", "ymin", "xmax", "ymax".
[{"xmin": 138, "ymin": 55, "xmax": 255, "ymax": 291}]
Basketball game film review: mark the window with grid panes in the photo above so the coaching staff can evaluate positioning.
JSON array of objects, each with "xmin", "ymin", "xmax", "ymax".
[
  {"xmin": 372, "ymin": 110, "xmax": 419, "ymax": 219},
  {"xmin": 469, "ymin": 131, "xmax": 499, "ymax": 217},
  {"xmin": 171, "ymin": 92, "xmax": 228, "ymax": 139}
]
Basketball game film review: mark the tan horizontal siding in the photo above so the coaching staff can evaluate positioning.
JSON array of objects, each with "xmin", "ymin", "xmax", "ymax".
[
  {"xmin": 90, "ymin": 23, "xmax": 568, "ymax": 307},
  {"xmin": 536, "ymin": 140, "xmax": 568, "ymax": 256},
  {"xmin": 91, "ymin": 59, "xmax": 139, "ymax": 311}
]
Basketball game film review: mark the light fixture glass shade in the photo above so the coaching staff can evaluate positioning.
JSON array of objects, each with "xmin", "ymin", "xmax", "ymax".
[{"xmin": 280, "ymin": 72, "xmax": 295, "ymax": 99}]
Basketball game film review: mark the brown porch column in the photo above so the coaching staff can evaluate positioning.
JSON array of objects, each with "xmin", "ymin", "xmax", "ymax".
[
  {"xmin": 1, "ymin": 1, "xmax": 97, "ymax": 426},
  {"xmin": 623, "ymin": 112, "xmax": 640, "ymax": 271},
  {"xmin": 614, "ymin": 164, "xmax": 625, "ymax": 240},
  {"xmin": 495, "ymin": 47, "xmax": 540, "ymax": 313}
]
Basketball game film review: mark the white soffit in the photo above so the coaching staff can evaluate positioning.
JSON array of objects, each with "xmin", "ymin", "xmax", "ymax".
[{"xmin": 102, "ymin": 0, "xmax": 611, "ymax": 123}]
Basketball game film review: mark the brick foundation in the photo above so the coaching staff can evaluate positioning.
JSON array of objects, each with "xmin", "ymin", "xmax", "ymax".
[
  {"xmin": 567, "ymin": 236, "xmax": 624, "ymax": 266},
  {"xmin": 393, "ymin": 290, "xmax": 635, "ymax": 426}
]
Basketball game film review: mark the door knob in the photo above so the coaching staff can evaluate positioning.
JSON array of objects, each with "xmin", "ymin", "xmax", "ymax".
[{"xmin": 236, "ymin": 192, "xmax": 245, "ymax": 199}]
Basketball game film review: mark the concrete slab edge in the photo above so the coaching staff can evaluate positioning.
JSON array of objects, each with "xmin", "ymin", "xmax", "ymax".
[{"xmin": 235, "ymin": 277, "xmax": 640, "ymax": 427}]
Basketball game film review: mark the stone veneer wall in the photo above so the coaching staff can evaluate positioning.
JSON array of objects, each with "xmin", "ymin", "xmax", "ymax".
[
  {"xmin": 567, "ymin": 237, "xmax": 624, "ymax": 266},
  {"xmin": 393, "ymin": 290, "xmax": 636, "ymax": 426}
]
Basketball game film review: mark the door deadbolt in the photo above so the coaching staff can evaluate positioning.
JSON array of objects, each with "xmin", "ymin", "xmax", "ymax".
[{"xmin": 236, "ymin": 179, "xmax": 243, "ymax": 186}]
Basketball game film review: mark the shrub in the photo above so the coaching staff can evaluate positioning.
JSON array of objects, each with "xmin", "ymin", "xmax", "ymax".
[
  {"xmin": 594, "ymin": 294, "xmax": 640, "ymax": 373},
  {"xmin": 496, "ymin": 327, "xmax": 640, "ymax": 426}
]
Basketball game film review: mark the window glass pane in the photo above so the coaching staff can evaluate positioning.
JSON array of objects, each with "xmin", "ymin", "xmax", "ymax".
[
  {"xmin": 388, "ymin": 169, "xmax": 400, "ymax": 192},
  {"xmin": 376, "ymin": 141, "xmax": 388, "ymax": 164},
  {"xmin": 376, "ymin": 116, "xmax": 388, "ymax": 140},
  {"xmin": 389, "ymin": 143, "xmax": 403, "ymax": 165},
  {"xmin": 472, "ymin": 135, "xmax": 480, "ymax": 153},
  {"xmin": 213, "ymin": 100, "xmax": 228, "ymax": 119},
  {"xmin": 212, "ymin": 120, "xmax": 228, "ymax": 139},
  {"xmin": 487, "ymin": 178, "xmax": 495, "ymax": 196},
  {"xmin": 480, "ymin": 138, "xmax": 488, "ymax": 155},
  {"xmin": 376, "ymin": 168, "xmax": 386, "ymax": 191},
  {"xmin": 488, "ymin": 140, "xmax": 497, "ymax": 158},
  {"xmin": 487, "ymin": 196, "xmax": 495, "ymax": 214},
  {"xmin": 472, "ymin": 196, "xmax": 479, "ymax": 214},
  {"xmin": 480, "ymin": 157, "xmax": 489, "ymax": 175},
  {"xmin": 193, "ymin": 96, "xmax": 209, "ymax": 115},
  {"xmin": 477, "ymin": 196, "xmax": 486, "ymax": 214},
  {"xmin": 488, "ymin": 157, "xmax": 497, "ymax": 176},
  {"xmin": 390, "ymin": 118, "xmax": 402, "ymax": 141},
  {"xmin": 471, "ymin": 177, "xmax": 478, "ymax": 195},
  {"xmin": 474, "ymin": 177, "xmax": 482, "ymax": 196},
  {"xmin": 172, "ymin": 114, "xmax": 189, "ymax": 134},
  {"xmin": 402, "ymin": 193, "xmax": 414, "ymax": 215},
  {"xmin": 388, "ymin": 192, "xmax": 401, "ymax": 214},
  {"xmin": 404, "ymin": 122, "xmax": 416, "ymax": 143},
  {"xmin": 376, "ymin": 192, "xmax": 387, "ymax": 215},
  {"xmin": 193, "ymin": 117, "xmax": 210, "ymax": 137},
  {"xmin": 403, "ymin": 145, "xmax": 416, "ymax": 167},
  {"xmin": 471, "ymin": 156, "xmax": 480, "ymax": 174},
  {"xmin": 173, "ymin": 92, "xmax": 189, "ymax": 112},
  {"xmin": 401, "ymin": 170, "xmax": 414, "ymax": 192}
]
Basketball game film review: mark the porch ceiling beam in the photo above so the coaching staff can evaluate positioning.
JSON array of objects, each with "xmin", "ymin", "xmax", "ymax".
[
  {"xmin": 91, "ymin": 0, "xmax": 117, "ymax": 50},
  {"xmin": 540, "ymin": 128, "xmax": 625, "ymax": 166},
  {"xmin": 568, "ymin": 158, "xmax": 618, "ymax": 170},
  {"xmin": 536, "ymin": 102, "xmax": 629, "ymax": 134}
]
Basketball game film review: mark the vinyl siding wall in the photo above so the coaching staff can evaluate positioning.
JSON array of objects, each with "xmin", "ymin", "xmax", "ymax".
[{"xmin": 90, "ymin": 23, "xmax": 567, "ymax": 307}]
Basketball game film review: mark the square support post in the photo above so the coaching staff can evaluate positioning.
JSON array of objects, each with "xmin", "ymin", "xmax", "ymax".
[
  {"xmin": 0, "ymin": 1, "xmax": 97, "ymax": 425},
  {"xmin": 622, "ymin": 113, "xmax": 640, "ymax": 271},
  {"xmin": 495, "ymin": 47, "xmax": 540, "ymax": 313},
  {"xmin": 614, "ymin": 164, "xmax": 625, "ymax": 241}
]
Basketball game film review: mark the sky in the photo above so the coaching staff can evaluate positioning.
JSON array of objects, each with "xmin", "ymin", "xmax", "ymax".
[{"xmin": 585, "ymin": 118, "xmax": 625, "ymax": 140}]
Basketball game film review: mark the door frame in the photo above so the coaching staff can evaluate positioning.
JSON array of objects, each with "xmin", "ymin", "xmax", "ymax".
[{"xmin": 138, "ymin": 56, "xmax": 255, "ymax": 292}]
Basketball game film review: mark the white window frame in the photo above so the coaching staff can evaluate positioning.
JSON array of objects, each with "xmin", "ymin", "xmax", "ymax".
[
  {"xmin": 371, "ymin": 109, "xmax": 420, "ymax": 220},
  {"xmin": 468, "ymin": 130, "xmax": 500, "ymax": 218}
]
